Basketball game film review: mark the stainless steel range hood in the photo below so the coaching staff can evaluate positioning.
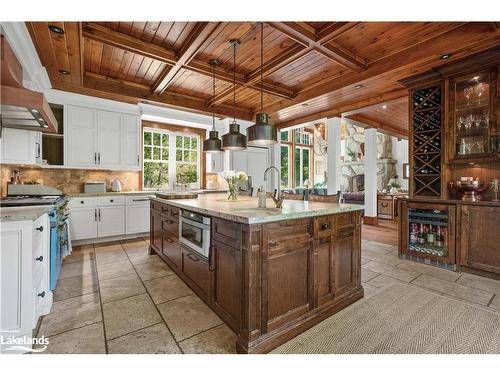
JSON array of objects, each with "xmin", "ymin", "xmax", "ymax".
[{"xmin": 0, "ymin": 35, "xmax": 58, "ymax": 133}]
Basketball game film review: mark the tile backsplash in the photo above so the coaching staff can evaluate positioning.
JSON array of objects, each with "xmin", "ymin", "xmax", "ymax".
[{"xmin": 1, "ymin": 165, "xmax": 141, "ymax": 196}]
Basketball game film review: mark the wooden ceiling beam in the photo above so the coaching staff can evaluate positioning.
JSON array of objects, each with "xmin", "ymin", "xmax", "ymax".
[
  {"xmin": 316, "ymin": 22, "xmax": 359, "ymax": 45},
  {"xmin": 208, "ymin": 44, "xmax": 309, "ymax": 106},
  {"xmin": 152, "ymin": 22, "xmax": 222, "ymax": 95},
  {"xmin": 82, "ymin": 22, "xmax": 177, "ymax": 65},
  {"xmin": 267, "ymin": 23, "xmax": 500, "ymax": 116},
  {"xmin": 82, "ymin": 22, "xmax": 294, "ymax": 101},
  {"xmin": 344, "ymin": 114, "xmax": 408, "ymax": 138},
  {"xmin": 266, "ymin": 22, "xmax": 367, "ymax": 72},
  {"xmin": 276, "ymin": 89, "xmax": 408, "ymax": 130},
  {"xmin": 79, "ymin": 72, "xmax": 253, "ymax": 121}
]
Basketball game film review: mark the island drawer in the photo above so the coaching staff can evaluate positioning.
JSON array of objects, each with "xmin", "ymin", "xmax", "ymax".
[
  {"xmin": 212, "ymin": 218, "xmax": 241, "ymax": 248},
  {"xmin": 181, "ymin": 246, "xmax": 210, "ymax": 300},
  {"xmin": 336, "ymin": 212, "xmax": 356, "ymax": 231}
]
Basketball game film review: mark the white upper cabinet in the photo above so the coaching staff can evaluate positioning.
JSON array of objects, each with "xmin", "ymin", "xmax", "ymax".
[
  {"xmin": 122, "ymin": 114, "xmax": 141, "ymax": 170},
  {"xmin": 0, "ymin": 128, "xmax": 39, "ymax": 165},
  {"xmin": 97, "ymin": 110, "xmax": 122, "ymax": 168},
  {"xmin": 65, "ymin": 105, "xmax": 140, "ymax": 170},
  {"xmin": 66, "ymin": 105, "xmax": 98, "ymax": 167}
]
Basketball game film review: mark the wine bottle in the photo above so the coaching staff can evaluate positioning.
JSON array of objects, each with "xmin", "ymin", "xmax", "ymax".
[{"xmin": 435, "ymin": 226, "xmax": 444, "ymax": 248}]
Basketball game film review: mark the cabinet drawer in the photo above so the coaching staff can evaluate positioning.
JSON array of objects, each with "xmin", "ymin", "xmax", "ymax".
[
  {"xmin": 162, "ymin": 216, "xmax": 179, "ymax": 238},
  {"xmin": 151, "ymin": 200, "xmax": 169, "ymax": 215},
  {"xmin": 378, "ymin": 199, "xmax": 393, "ymax": 215},
  {"xmin": 98, "ymin": 196, "xmax": 125, "ymax": 206},
  {"xmin": 69, "ymin": 197, "xmax": 98, "ymax": 208},
  {"xmin": 336, "ymin": 212, "xmax": 355, "ymax": 230},
  {"xmin": 212, "ymin": 217, "xmax": 241, "ymax": 248},
  {"xmin": 181, "ymin": 246, "xmax": 210, "ymax": 299},
  {"xmin": 125, "ymin": 195, "xmax": 151, "ymax": 205},
  {"xmin": 315, "ymin": 216, "xmax": 334, "ymax": 239}
]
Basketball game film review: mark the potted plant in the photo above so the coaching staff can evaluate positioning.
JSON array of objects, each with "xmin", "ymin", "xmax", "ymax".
[
  {"xmin": 222, "ymin": 170, "xmax": 248, "ymax": 200},
  {"xmin": 387, "ymin": 177, "xmax": 401, "ymax": 194}
]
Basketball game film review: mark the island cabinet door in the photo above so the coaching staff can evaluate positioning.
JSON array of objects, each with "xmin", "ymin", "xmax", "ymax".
[
  {"xmin": 162, "ymin": 233, "xmax": 180, "ymax": 269},
  {"xmin": 181, "ymin": 246, "xmax": 210, "ymax": 301},
  {"xmin": 261, "ymin": 219, "xmax": 314, "ymax": 332},
  {"xmin": 150, "ymin": 206, "xmax": 163, "ymax": 253},
  {"xmin": 334, "ymin": 213, "xmax": 361, "ymax": 297},
  {"xmin": 210, "ymin": 240, "xmax": 242, "ymax": 331},
  {"xmin": 459, "ymin": 205, "xmax": 500, "ymax": 274}
]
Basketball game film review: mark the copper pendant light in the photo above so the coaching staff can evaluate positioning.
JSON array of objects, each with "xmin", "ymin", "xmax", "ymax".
[
  {"xmin": 203, "ymin": 59, "xmax": 224, "ymax": 154},
  {"xmin": 222, "ymin": 39, "xmax": 247, "ymax": 151},
  {"xmin": 247, "ymin": 22, "xmax": 277, "ymax": 146}
]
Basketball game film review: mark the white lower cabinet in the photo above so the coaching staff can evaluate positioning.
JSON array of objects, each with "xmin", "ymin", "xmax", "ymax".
[
  {"xmin": 69, "ymin": 207, "xmax": 99, "ymax": 240},
  {"xmin": 69, "ymin": 195, "xmax": 150, "ymax": 241},
  {"xmin": 98, "ymin": 206, "xmax": 125, "ymax": 237},
  {"xmin": 1, "ymin": 213, "xmax": 51, "ymax": 354}
]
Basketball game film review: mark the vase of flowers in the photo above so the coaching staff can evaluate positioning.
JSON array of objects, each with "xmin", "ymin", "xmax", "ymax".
[{"xmin": 222, "ymin": 170, "xmax": 248, "ymax": 200}]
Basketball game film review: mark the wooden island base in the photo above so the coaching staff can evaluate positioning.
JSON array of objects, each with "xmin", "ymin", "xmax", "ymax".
[{"xmin": 150, "ymin": 198, "xmax": 363, "ymax": 353}]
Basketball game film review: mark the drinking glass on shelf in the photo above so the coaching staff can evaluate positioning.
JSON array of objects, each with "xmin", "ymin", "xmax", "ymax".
[
  {"xmin": 464, "ymin": 86, "xmax": 473, "ymax": 106},
  {"xmin": 457, "ymin": 116, "xmax": 465, "ymax": 132},
  {"xmin": 474, "ymin": 82, "xmax": 485, "ymax": 104},
  {"xmin": 481, "ymin": 110, "xmax": 489, "ymax": 127}
]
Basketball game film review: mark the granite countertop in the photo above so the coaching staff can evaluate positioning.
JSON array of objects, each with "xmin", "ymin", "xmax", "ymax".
[
  {"xmin": 152, "ymin": 193, "xmax": 363, "ymax": 224},
  {"xmin": 0, "ymin": 206, "xmax": 51, "ymax": 223},
  {"xmin": 66, "ymin": 189, "xmax": 226, "ymax": 197}
]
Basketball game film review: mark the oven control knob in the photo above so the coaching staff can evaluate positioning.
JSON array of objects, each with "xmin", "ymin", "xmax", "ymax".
[
  {"xmin": 36, "ymin": 256, "xmax": 43, "ymax": 262},
  {"xmin": 36, "ymin": 226, "xmax": 43, "ymax": 232},
  {"xmin": 38, "ymin": 291, "xmax": 45, "ymax": 298}
]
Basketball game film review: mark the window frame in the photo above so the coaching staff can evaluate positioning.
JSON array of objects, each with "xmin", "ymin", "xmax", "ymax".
[
  {"xmin": 279, "ymin": 128, "xmax": 313, "ymax": 189},
  {"xmin": 142, "ymin": 127, "xmax": 201, "ymax": 191}
]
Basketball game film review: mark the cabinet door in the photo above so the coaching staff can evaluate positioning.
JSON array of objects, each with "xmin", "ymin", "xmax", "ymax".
[
  {"xmin": 162, "ymin": 233, "xmax": 180, "ymax": 269},
  {"xmin": 125, "ymin": 204, "xmax": 150, "ymax": 234},
  {"xmin": 66, "ymin": 106, "xmax": 97, "ymax": 167},
  {"xmin": 0, "ymin": 128, "xmax": 36, "ymax": 164},
  {"xmin": 150, "ymin": 208, "xmax": 162, "ymax": 252},
  {"xmin": 0, "ymin": 223, "xmax": 33, "ymax": 340},
  {"xmin": 69, "ymin": 208, "xmax": 98, "ymax": 240},
  {"xmin": 334, "ymin": 227, "xmax": 360, "ymax": 297},
  {"xmin": 262, "ymin": 219, "xmax": 313, "ymax": 332},
  {"xmin": 211, "ymin": 240, "xmax": 241, "ymax": 330},
  {"xmin": 459, "ymin": 205, "xmax": 500, "ymax": 274},
  {"xmin": 181, "ymin": 246, "xmax": 210, "ymax": 301},
  {"xmin": 97, "ymin": 110, "xmax": 122, "ymax": 168},
  {"xmin": 208, "ymin": 153, "xmax": 224, "ymax": 173},
  {"xmin": 98, "ymin": 206, "xmax": 125, "ymax": 237},
  {"xmin": 315, "ymin": 217, "xmax": 335, "ymax": 306},
  {"xmin": 122, "ymin": 114, "xmax": 140, "ymax": 170}
]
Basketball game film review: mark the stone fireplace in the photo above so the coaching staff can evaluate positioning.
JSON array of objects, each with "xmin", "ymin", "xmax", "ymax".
[{"xmin": 341, "ymin": 159, "xmax": 397, "ymax": 192}]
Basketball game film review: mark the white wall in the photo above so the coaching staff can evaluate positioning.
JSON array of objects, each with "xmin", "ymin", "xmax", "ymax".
[{"xmin": 391, "ymin": 137, "xmax": 409, "ymax": 191}]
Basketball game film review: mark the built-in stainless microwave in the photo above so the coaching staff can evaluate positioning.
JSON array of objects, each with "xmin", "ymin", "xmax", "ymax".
[{"xmin": 179, "ymin": 209, "xmax": 211, "ymax": 259}]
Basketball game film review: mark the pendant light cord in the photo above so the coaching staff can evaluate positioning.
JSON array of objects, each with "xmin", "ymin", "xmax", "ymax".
[
  {"xmin": 232, "ymin": 41, "xmax": 236, "ymax": 123},
  {"xmin": 260, "ymin": 22, "xmax": 264, "ymax": 113},
  {"xmin": 212, "ymin": 61, "xmax": 216, "ymax": 131}
]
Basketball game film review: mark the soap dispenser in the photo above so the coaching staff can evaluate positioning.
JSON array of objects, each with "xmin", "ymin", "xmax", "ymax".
[{"xmin": 258, "ymin": 186, "xmax": 267, "ymax": 208}]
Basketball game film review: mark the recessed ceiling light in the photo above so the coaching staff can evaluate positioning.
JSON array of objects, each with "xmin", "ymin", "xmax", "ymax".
[
  {"xmin": 59, "ymin": 69, "xmax": 70, "ymax": 75},
  {"xmin": 473, "ymin": 76, "xmax": 480, "ymax": 80},
  {"xmin": 440, "ymin": 53, "xmax": 452, "ymax": 60},
  {"xmin": 382, "ymin": 105, "xmax": 387, "ymax": 109},
  {"xmin": 48, "ymin": 25, "xmax": 65, "ymax": 34},
  {"xmin": 355, "ymin": 84, "xmax": 363, "ymax": 89}
]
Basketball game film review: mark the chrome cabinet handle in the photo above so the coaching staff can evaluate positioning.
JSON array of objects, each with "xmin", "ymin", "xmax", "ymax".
[
  {"xmin": 98, "ymin": 209, "xmax": 101, "ymax": 221},
  {"xmin": 98, "ymin": 153, "xmax": 101, "ymax": 165},
  {"xmin": 132, "ymin": 198, "xmax": 149, "ymax": 202},
  {"xmin": 94, "ymin": 208, "xmax": 97, "ymax": 221},
  {"xmin": 36, "ymin": 226, "xmax": 43, "ymax": 232},
  {"xmin": 94, "ymin": 152, "xmax": 97, "ymax": 164},
  {"xmin": 36, "ymin": 256, "xmax": 43, "ymax": 262},
  {"xmin": 38, "ymin": 291, "xmax": 45, "ymax": 298}
]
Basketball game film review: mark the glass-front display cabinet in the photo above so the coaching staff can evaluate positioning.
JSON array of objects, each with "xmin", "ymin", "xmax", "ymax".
[{"xmin": 451, "ymin": 68, "xmax": 497, "ymax": 162}]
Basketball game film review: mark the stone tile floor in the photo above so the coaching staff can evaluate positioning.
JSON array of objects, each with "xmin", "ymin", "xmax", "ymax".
[{"xmin": 35, "ymin": 236, "xmax": 500, "ymax": 354}]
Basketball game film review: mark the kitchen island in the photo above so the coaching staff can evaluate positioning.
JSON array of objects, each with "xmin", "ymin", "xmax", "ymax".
[{"xmin": 149, "ymin": 193, "xmax": 364, "ymax": 353}]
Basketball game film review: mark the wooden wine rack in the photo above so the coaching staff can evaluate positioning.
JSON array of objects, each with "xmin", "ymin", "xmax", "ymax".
[{"xmin": 411, "ymin": 84, "xmax": 443, "ymax": 196}]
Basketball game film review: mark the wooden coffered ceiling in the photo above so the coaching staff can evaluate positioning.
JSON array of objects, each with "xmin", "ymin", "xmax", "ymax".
[{"xmin": 26, "ymin": 21, "xmax": 500, "ymax": 127}]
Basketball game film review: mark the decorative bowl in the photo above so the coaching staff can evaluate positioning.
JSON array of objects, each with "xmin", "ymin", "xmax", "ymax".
[{"xmin": 448, "ymin": 181, "xmax": 491, "ymax": 201}]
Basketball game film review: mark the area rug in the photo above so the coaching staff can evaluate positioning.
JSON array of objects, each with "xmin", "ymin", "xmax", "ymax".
[{"xmin": 273, "ymin": 283, "xmax": 500, "ymax": 354}]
